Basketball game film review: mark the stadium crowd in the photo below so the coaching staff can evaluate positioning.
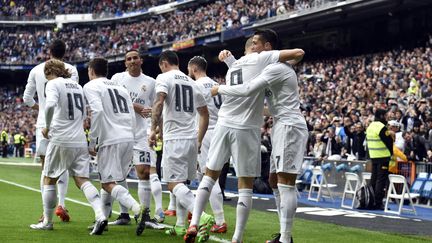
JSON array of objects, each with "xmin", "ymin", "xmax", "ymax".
[
  {"xmin": 0, "ymin": 0, "xmax": 172, "ymax": 19},
  {"xmin": 0, "ymin": 0, "xmax": 313, "ymax": 64}
]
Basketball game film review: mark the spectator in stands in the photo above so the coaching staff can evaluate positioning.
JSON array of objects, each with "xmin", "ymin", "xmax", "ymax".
[
  {"xmin": 322, "ymin": 127, "xmax": 343, "ymax": 159},
  {"xmin": 345, "ymin": 121, "xmax": 367, "ymax": 160}
]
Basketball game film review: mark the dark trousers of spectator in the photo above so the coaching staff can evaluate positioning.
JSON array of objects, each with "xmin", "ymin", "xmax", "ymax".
[
  {"xmin": 370, "ymin": 157, "xmax": 390, "ymax": 209},
  {"xmin": 156, "ymin": 150, "xmax": 162, "ymax": 180},
  {"xmin": 218, "ymin": 161, "xmax": 230, "ymax": 201},
  {"xmin": 19, "ymin": 147, "xmax": 24, "ymax": 157},
  {"xmin": 14, "ymin": 144, "xmax": 21, "ymax": 157},
  {"xmin": 2, "ymin": 144, "xmax": 7, "ymax": 158}
]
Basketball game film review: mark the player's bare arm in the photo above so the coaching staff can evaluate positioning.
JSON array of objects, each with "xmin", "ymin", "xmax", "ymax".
[
  {"xmin": 149, "ymin": 92, "xmax": 166, "ymax": 147},
  {"xmin": 196, "ymin": 105, "xmax": 209, "ymax": 153},
  {"xmin": 133, "ymin": 103, "xmax": 151, "ymax": 118},
  {"xmin": 279, "ymin": 49, "xmax": 305, "ymax": 63},
  {"xmin": 210, "ymin": 85, "xmax": 219, "ymax": 97}
]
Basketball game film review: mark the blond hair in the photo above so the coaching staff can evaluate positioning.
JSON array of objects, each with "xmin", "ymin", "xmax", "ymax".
[{"xmin": 44, "ymin": 59, "xmax": 71, "ymax": 79}]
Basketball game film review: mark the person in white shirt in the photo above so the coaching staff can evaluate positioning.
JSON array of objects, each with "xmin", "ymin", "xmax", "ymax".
[
  {"xmin": 109, "ymin": 50, "xmax": 164, "ymax": 228},
  {"xmin": 83, "ymin": 57, "xmax": 148, "ymax": 236},
  {"xmin": 187, "ymin": 56, "xmax": 227, "ymax": 233},
  {"xmin": 23, "ymin": 39, "xmax": 78, "ymax": 223},
  {"xmin": 186, "ymin": 31, "xmax": 305, "ymax": 243},
  {"xmin": 211, "ymin": 29, "xmax": 306, "ymax": 243},
  {"xmin": 148, "ymin": 50, "xmax": 211, "ymax": 238},
  {"xmin": 29, "ymin": 59, "xmax": 106, "ymax": 235}
]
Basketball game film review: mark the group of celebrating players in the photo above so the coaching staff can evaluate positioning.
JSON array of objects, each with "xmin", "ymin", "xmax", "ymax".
[{"xmin": 24, "ymin": 28, "xmax": 306, "ymax": 243}]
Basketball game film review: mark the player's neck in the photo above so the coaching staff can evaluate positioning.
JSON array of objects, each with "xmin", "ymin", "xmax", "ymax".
[
  {"xmin": 194, "ymin": 72, "xmax": 207, "ymax": 80},
  {"xmin": 164, "ymin": 66, "xmax": 179, "ymax": 72},
  {"xmin": 128, "ymin": 70, "xmax": 141, "ymax": 77}
]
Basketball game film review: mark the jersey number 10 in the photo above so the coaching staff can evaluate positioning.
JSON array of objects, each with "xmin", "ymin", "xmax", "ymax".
[{"xmin": 175, "ymin": 84, "xmax": 194, "ymax": 113}]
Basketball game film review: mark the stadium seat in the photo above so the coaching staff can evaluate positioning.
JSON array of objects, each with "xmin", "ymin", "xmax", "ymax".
[
  {"xmin": 341, "ymin": 172, "xmax": 361, "ymax": 209},
  {"xmin": 411, "ymin": 172, "xmax": 428, "ymax": 196},
  {"xmin": 308, "ymin": 166, "xmax": 337, "ymax": 202},
  {"xmin": 384, "ymin": 175, "xmax": 418, "ymax": 216},
  {"xmin": 420, "ymin": 174, "xmax": 432, "ymax": 206}
]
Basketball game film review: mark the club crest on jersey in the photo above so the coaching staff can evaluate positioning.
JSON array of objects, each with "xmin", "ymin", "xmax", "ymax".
[{"xmin": 141, "ymin": 85, "xmax": 147, "ymax": 92}]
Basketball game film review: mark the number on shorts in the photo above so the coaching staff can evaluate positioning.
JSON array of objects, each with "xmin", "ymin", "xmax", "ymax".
[
  {"xmin": 275, "ymin": 155, "xmax": 281, "ymax": 169},
  {"xmin": 230, "ymin": 69, "xmax": 243, "ymax": 86},
  {"xmin": 139, "ymin": 151, "xmax": 151, "ymax": 163},
  {"xmin": 108, "ymin": 88, "xmax": 129, "ymax": 113},
  {"xmin": 174, "ymin": 84, "xmax": 194, "ymax": 113},
  {"xmin": 66, "ymin": 93, "xmax": 84, "ymax": 120},
  {"xmin": 213, "ymin": 94, "xmax": 222, "ymax": 109}
]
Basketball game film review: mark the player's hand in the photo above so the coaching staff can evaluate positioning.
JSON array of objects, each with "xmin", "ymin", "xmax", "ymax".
[
  {"xmin": 148, "ymin": 130, "xmax": 157, "ymax": 148},
  {"xmin": 210, "ymin": 85, "xmax": 219, "ymax": 97},
  {"xmin": 32, "ymin": 104, "xmax": 39, "ymax": 110},
  {"xmin": 88, "ymin": 147, "xmax": 97, "ymax": 156},
  {"xmin": 42, "ymin": 128, "xmax": 49, "ymax": 139},
  {"xmin": 140, "ymin": 108, "xmax": 152, "ymax": 118},
  {"xmin": 218, "ymin": 50, "xmax": 232, "ymax": 62}
]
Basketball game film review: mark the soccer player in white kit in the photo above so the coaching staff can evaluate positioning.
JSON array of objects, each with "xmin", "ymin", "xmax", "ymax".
[
  {"xmin": 110, "ymin": 50, "xmax": 164, "ymax": 228},
  {"xmin": 83, "ymin": 57, "xmax": 148, "ymax": 236},
  {"xmin": 23, "ymin": 39, "xmax": 78, "ymax": 222},
  {"xmin": 187, "ymin": 56, "xmax": 227, "ymax": 234},
  {"xmin": 148, "ymin": 51, "xmax": 210, "ymax": 238},
  {"xmin": 212, "ymin": 29, "xmax": 307, "ymax": 243},
  {"xmin": 186, "ymin": 37, "xmax": 305, "ymax": 243},
  {"xmin": 29, "ymin": 59, "xmax": 106, "ymax": 235}
]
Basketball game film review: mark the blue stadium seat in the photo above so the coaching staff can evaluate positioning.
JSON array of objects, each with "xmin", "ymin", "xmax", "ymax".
[
  {"xmin": 411, "ymin": 172, "xmax": 428, "ymax": 194},
  {"xmin": 420, "ymin": 174, "xmax": 432, "ymax": 199}
]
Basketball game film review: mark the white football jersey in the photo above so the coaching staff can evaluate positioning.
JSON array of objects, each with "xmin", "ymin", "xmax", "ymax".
[
  {"xmin": 111, "ymin": 71, "xmax": 156, "ymax": 150},
  {"xmin": 23, "ymin": 61, "xmax": 79, "ymax": 128},
  {"xmin": 218, "ymin": 62, "xmax": 307, "ymax": 129},
  {"xmin": 265, "ymin": 63, "xmax": 307, "ymax": 129},
  {"xmin": 218, "ymin": 51, "xmax": 280, "ymax": 129},
  {"xmin": 83, "ymin": 77, "xmax": 135, "ymax": 148},
  {"xmin": 44, "ymin": 77, "xmax": 87, "ymax": 147},
  {"xmin": 195, "ymin": 77, "xmax": 221, "ymax": 130},
  {"xmin": 155, "ymin": 70, "xmax": 207, "ymax": 141}
]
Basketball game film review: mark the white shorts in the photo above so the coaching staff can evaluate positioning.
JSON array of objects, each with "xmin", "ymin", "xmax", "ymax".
[
  {"xmin": 197, "ymin": 129, "xmax": 214, "ymax": 174},
  {"xmin": 270, "ymin": 123, "xmax": 308, "ymax": 174},
  {"xmin": 97, "ymin": 142, "xmax": 134, "ymax": 183},
  {"xmin": 133, "ymin": 146, "xmax": 156, "ymax": 167},
  {"xmin": 43, "ymin": 144, "xmax": 90, "ymax": 178},
  {"xmin": 36, "ymin": 127, "xmax": 49, "ymax": 156},
  {"xmin": 162, "ymin": 139, "xmax": 197, "ymax": 183},
  {"xmin": 207, "ymin": 124, "xmax": 261, "ymax": 177}
]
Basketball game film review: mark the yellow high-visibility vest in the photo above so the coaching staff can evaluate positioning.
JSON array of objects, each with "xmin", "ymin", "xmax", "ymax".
[
  {"xmin": 1, "ymin": 131, "xmax": 8, "ymax": 143},
  {"xmin": 14, "ymin": 134, "xmax": 21, "ymax": 144},
  {"xmin": 366, "ymin": 121, "xmax": 391, "ymax": 158}
]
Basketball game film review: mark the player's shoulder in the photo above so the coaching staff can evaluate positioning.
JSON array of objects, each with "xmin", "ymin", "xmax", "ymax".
[
  {"xmin": 30, "ymin": 62, "xmax": 45, "ymax": 73},
  {"xmin": 111, "ymin": 71, "xmax": 127, "ymax": 81},
  {"xmin": 141, "ymin": 73, "xmax": 156, "ymax": 82}
]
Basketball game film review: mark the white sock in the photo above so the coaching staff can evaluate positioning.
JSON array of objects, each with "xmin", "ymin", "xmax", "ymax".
[
  {"xmin": 175, "ymin": 197, "xmax": 187, "ymax": 227},
  {"xmin": 278, "ymin": 183, "xmax": 297, "ymax": 243},
  {"xmin": 172, "ymin": 183, "xmax": 195, "ymax": 213},
  {"xmin": 168, "ymin": 192, "xmax": 176, "ymax": 211},
  {"xmin": 138, "ymin": 180, "xmax": 151, "ymax": 209},
  {"xmin": 273, "ymin": 188, "xmax": 281, "ymax": 217},
  {"xmin": 209, "ymin": 179, "xmax": 225, "ymax": 225},
  {"xmin": 42, "ymin": 185, "xmax": 56, "ymax": 224},
  {"xmin": 116, "ymin": 180, "xmax": 130, "ymax": 214},
  {"xmin": 232, "ymin": 189, "xmax": 253, "ymax": 243},
  {"xmin": 190, "ymin": 176, "xmax": 215, "ymax": 226},
  {"xmin": 111, "ymin": 185, "xmax": 140, "ymax": 215},
  {"xmin": 101, "ymin": 189, "xmax": 112, "ymax": 218},
  {"xmin": 57, "ymin": 170, "xmax": 69, "ymax": 207},
  {"xmin": 150, "ymin": 173, "xmax": 163, "ymax": 215},
  {"xmin": 80, "ymin": 181, "xmax": 104, "ymax": 220}
]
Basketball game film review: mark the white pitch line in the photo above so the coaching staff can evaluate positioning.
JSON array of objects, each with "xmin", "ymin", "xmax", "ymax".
[
  {"xmin": 0, "ymin": 178, "xmax": 231, "ymax": 243},
  {"xmin": 0, "ymin": 161, "xmax": 40, "ymax": 167}
]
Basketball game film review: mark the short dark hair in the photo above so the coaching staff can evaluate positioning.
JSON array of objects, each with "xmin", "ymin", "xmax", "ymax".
[
  {"xmin": 125, "ymin": 49, "xmax": 140, "ymax": 58},
  {"xmin": 188, "ymin": 56, "xmax": 207, "ymax": 72},
  {"xmin": 254, "ymin": 29, "xmax": 280, "ymax": 50},
  {"xmin": 88, "ymin": 57, "xmax": 108, "ymax": 77},
  {"xmin": 49, "ymin": 39, "xmax": 66, "ymax": 59},
  {"xmin": 159, "ymin": 50, "xmax": 179, "ymax": 66}
]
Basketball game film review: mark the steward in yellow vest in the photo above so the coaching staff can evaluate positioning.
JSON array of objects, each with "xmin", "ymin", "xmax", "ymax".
[{"xmin": 365, "ymin": 109, "xmax": 393, "ymax": 210}]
